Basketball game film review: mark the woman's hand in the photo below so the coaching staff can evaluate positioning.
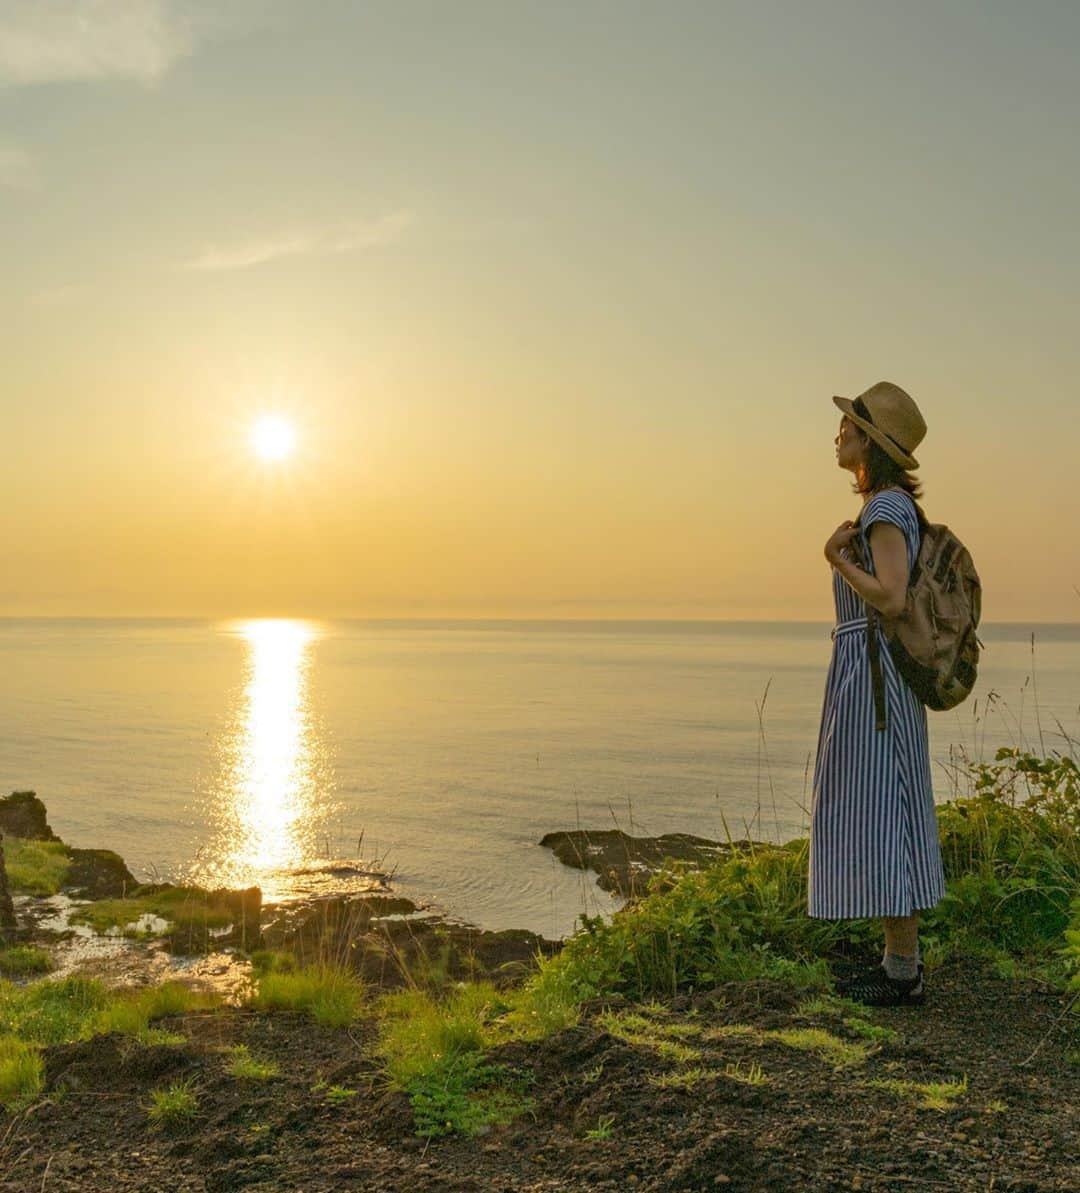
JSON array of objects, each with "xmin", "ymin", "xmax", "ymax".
[{"xmin": 825, "ymin": 521, "xmax": 860, "ymax": 566}]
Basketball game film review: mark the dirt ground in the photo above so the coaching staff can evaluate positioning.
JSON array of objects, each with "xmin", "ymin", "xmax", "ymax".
[{"xmin": 1, "ymin": 951, "xmax": 1076, "ymax": 1192}]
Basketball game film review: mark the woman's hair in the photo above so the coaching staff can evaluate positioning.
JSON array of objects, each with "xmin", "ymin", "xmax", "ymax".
[{"xmin": 844, "ymin": 414, "xmax": 930, "ymax": 532}]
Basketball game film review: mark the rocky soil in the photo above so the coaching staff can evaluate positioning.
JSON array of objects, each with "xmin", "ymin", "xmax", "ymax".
[{"xmin": 0, "ymin": 953, "xmax": 1076, "ymax": 1192}]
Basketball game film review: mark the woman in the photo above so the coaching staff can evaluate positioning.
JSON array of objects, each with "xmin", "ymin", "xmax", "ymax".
[{"xmin": 809, "ymin": 380, "xmax": 947, "ymax": 1007}]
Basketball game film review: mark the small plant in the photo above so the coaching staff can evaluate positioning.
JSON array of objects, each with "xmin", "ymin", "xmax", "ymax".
[
  {"xmin": 584, "ymin": 1113, "xmax": 616, "ymax": 1140},
  {"xmin": 723, "ymin": 1059, "xmax": 768, "ymax": 1085},
  {"xmin": 703, "ymin": 1022, "xmax": 760, "ymax": 1041},
  {"xmin": 581, "ymin": 1061, "xmax": 605, "ymax": 1084},
  {"xmin": 135, "ymin": 1028, "xmax": 186, "ymax": 1047},
  {"xmin": 841, "ymin": 1017, "xmax": 899, "ymax": 1043},
  {"xmin": 647, "ymin": 1066, "xmax": 719, "ymax": 1089},
  {"xmin": 147, "ymin": 1078, "xmax": 200, "ymax": 1131},
  {"xmin": 226, "ymin": 1044, "xmax": 280, "ymax": 1081},
  {"xmin": 322, "ymin": 1084, "xmax": 357, "ymax": 1104},
  {"xmin": 408, "ymin": 1053, "xmax": 533, "ymax": 1139},
  {"xmin": 868, "ymin": 1074, "xmax": 968, "ymax": 1110}
]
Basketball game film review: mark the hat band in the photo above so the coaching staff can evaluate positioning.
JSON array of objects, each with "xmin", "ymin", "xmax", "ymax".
[{"xmin": 852, "ymin": 397, "xmax": 912, "ymax": 458}]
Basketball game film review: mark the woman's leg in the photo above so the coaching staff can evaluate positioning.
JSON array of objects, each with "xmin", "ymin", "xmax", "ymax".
[
  {"xmin": 883, "ymin": 911, "xmax": 919, "ymax": 955},
  {"xmin": 882, "ymin": 911, "xmax": 921, "ymax": 981}
]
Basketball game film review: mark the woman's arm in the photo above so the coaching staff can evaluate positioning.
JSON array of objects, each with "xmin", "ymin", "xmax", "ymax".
[{"xmin": 829, "ymin": 522, "xmax": 910, "ymax": 618}]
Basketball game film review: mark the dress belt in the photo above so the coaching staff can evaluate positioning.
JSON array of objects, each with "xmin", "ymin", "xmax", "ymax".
[{"xmin": 831, "ymin": 617, "xmax": 869, "ymax": 640}]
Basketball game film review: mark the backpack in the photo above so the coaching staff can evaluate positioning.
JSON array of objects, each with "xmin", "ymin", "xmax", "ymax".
[{"xmin": 850, "ymin": 504, "xmax": 984, "ymax": 730}]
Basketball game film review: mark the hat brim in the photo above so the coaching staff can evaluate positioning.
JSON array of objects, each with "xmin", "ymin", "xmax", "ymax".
[{"xmin": 833, "ymin": 395, "xmax": 919, "ymax": 470}]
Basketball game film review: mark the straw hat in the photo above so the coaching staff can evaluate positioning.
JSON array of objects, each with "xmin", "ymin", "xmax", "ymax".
[{"xmin": 833, "ymin": 381, "xmax": 926, "ymax": 470}]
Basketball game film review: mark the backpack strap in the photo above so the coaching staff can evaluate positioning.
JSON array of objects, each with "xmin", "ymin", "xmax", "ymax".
[
  {"xmin": 853, "ymin": 514, "xmax": 888, "ymax": 732},
  {"xmin": 866, "ymin": 606, "xmax": 887, "ymax": 731}
]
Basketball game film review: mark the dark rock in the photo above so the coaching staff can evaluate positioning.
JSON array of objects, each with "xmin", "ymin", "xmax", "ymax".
[
  {"xmin": 0, "ymin": 835, "xmax": 18, "ymax": 945},
  {"xmin": 0, "ymin": 790, "xmax": 60, "ymax": 841},
  {"xmin": 539, "ymin": 828, "xmax": 767, "ymax": 896},
  {"xmin": 65, "ymin": 848, "xmax": 137, "ymax": 899}
]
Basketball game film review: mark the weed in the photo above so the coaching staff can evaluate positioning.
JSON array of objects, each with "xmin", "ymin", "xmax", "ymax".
[
  {"xmin": 581, "ymin": 1061, "xmax": 605, "ymax": 1084},
  {"xmin": 722, "ymin": 1059, "xmax": 768, "ymax": 1085},
  {"xmin": 409, "ymin": 1053, "xmax": 533, "ymax": 1139},
  {"xmin": 135, "ymin": 1028, "xmax": 186, "ymax": 1047},
  {"xmin": 647, "ymin": 1066, "xmax": 719, "ymax": 1089},
  {"xmin": 841, "ymin": 1017, "xmax": 899, "ymax": 1043},
  {"xmin": 584, "ymin": 1113, "xmax": 615, "ymax": 1140},
  {"xmin": 868, "ymin": 1074, "xmax": 968, "ymax": 1110},
  {"xmin": 763, "ymin": 1027, "xmax": 870, "ymax": 1069},
  {"xmin": 227, "ymin": 1044, "xmax": 280, "ymax": 1081},
  {"xmin": 703, "ymin": 1023, "xmax": 759, "ymax": 1041},
  {"xmin": 146, "ymin": 1078, "xmax": 200, "ymax": 1131}
]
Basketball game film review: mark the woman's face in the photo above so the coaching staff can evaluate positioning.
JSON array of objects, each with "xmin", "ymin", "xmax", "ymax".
[{"xmin": 835, "ymin": 415, "xmax": 868, "ymax": 473}]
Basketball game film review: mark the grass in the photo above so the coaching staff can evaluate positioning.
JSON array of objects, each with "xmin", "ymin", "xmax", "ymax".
[
  {"xmin": 0, "ymin": 976, "xmax": 215, "ymax": 1106},
  {"xmin": 584, "ymin": 1113, "xmax": 616, "ymax": 1140},
  {"xmin": 4, "ymin": 838, "xmax": 71, "ymax": 895},
  {"xmin": 226, "ymin": 1044, "xmax": 280, "ymax": 1081},
  {"xmin": 375, "ymin": 983, "xmax": 535, "ymax": 1138},
  {"xmin": 647, "ymin": 1066, "xmax": 720, "ymax": 1089},
  {"xmin": 248, "ymin": 963, "xmax": 364, "ymax": 1028},
  {"xmin": 594, "ymin": 1008, "xmax": 703, "ymax": 1064},
  {"xmin": 722, "ymin": 1059, "xmax": 768, "ymax": 1085},
  {"xmin": 0, "ymin": 947, "xmax": 53, "ymax": 977},
  {"xmin": 70, "ymin": 887, "xmax": 235, "ymax": 936},
  {"xmin": 868, "ymin": 1074, "xmax": 969, "ymax": 1110},
  {"xmin": 146, "ymin": 1078, "xmax": 200, "ymax": 1131},
  {"xmin": 0, "ymin": 1035, "xmax": 44, "ymax": 1109},
  {"xmin": 762, "ymin": 1026, "xmax": 870, "ymax": 1069}
]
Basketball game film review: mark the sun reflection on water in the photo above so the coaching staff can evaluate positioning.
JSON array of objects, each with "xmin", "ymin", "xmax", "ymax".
[{"xmin": 191, "ymin": 619, "xmax": 336, "ymax": 896}]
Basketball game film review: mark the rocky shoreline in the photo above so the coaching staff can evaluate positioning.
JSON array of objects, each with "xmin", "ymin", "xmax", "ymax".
[
  {"xmin": 1, "ymin": 791, "xmax": 1077, "ymax": 1191},
  {"xmin": 1, "ymin": 790, "xmax": 753, "ymax": 996}
]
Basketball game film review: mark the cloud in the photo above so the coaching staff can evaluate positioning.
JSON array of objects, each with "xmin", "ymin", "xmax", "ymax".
[
  {"xmin": 0, "ymin": 142, "xmax": 37, "ymax": 188},
  {"xmin": 181, "ymin": 211, "xmax": 414, "ymax": 272},
  {"xmin": 0, "ymin": 0, "xmax": 285, "ymax": 87}
]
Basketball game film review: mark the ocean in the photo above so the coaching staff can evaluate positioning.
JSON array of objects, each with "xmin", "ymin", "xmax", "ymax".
[{"xmin": 2, "ymin": 618, "xmax": 1077, "ymax": 939}]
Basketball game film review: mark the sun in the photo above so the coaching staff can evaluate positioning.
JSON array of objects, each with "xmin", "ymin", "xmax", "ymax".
[{"xmin": 251, "ymin": 415, "xmax": 296, "ymax": 461}]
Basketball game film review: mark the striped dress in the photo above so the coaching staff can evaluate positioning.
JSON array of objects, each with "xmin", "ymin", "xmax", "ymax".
[{"xmin": 808, "ymin": 487, "xmax": 946, "ymax": 920}]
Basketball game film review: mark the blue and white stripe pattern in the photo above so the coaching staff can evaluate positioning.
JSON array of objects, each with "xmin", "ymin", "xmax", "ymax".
[{"xmin": 808, "ymin": 488, "xmax": 946, "ymax": 919}]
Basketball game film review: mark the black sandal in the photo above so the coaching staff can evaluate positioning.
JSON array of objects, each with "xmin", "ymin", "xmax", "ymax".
[{"xmin": 835, "ymin": 962, "xmax": 925, "ymax": 1007}]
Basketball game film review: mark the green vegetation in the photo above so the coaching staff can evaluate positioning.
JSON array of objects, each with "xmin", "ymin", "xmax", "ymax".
[
  {"xmin": 0, "ymin": 946, "xmax": 53, "ymax": 977},
  {"xmin": 647, "ymin": 1066, "xmax": 719, "ymax": 1089},
  {"xmin": 226, "ymin": 1044, "xmax": 280, "ymax": 1081},
  {"xmin": 868, "ymin": 1074, "xmax": 969, "ymax": 1110},
  {"xmin": 722, "ymin": 1059, "xmax": 768, "ymax": 1085},
  {"xmin": 375, "ymin": 983, "xmax": 535, "ymax": 1138},
  {"xmin": 763, "ymin": 1026, "xmax": 870, "ymax": 1069},
  {"xmin": 584, "ymin": 1113, "xmax": 616, "ymax": 1140},
  {"xmin": 4, "ymin": 838, "xmax": 71, "ymax": 895},
  {"xmin": 70, "ymin": 887, "xmax": 234, "ymax": 936},
  {"xmin": 146, "ymin": 1078, "xmax": 200, "ymax": 1131},
  {"xmin": 0, "ymin": 976, "xmax": 214, "ymax": 1107},
  {"xmin": 0, "ymin": 1035, "xmax": 44, "ymax": 1109},
  {"xmin": 247, "ymin": 962, "xmax": 364, "ymax": 1027}
]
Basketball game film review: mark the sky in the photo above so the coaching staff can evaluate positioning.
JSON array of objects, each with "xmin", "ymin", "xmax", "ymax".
[{"xmin": 2, "ymin": 0, "xmax": 1077, "ymax": 622}]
